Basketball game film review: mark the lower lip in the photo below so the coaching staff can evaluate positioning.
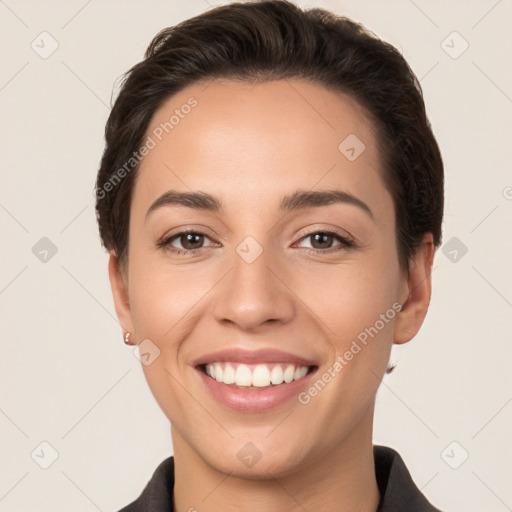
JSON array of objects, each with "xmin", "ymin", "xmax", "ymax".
[{"xmin": 196, "ymin": 367, "xmax": 317, "ymax": 412}]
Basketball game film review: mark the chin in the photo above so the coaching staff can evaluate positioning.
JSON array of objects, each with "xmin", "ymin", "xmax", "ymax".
[{"xmin": 193, "ymin": 431, "xmax": 314, "ymax": 480}]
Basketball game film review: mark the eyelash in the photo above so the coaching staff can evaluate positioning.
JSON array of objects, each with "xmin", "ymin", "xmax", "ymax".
[{"xmin": 156, "ymin": 228, "xmax": 356, "ymax": 256}]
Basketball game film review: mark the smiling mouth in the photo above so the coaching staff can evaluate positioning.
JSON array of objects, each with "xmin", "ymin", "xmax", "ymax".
[{"xmin": 199, "ymin": 362, "xmax": 318, "ymax": 389}]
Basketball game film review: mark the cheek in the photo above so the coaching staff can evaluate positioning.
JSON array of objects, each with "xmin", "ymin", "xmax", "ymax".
[
  {"xmin": 290, "ymin": 267, "xmax": 398, "ymax": 451},
  {"xmin": 127, "ymin": 261, "xmax": 204, "ymax": 417},
  {"xmin": 304, "ymin": 254, "xmax": 400, "ymax": 384},
  {"xmin": 128, "ymin": 249, "xmax": 208, "ymax": 339},
  {"xmin": 301, "ymin": 253, "xmax": 399, "ymax": 336}
]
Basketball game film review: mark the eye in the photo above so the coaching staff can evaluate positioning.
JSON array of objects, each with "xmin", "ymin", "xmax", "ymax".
[
  {"xmin": 157, "ymin": 228, "xmax": 356, "ymax": 257},
  {"xmin": 295, "ymin": 230, "xmax": 355, "ymax": 253},
  {"xmin": 157, "ymin": 229, "xmax": 217, "ymax": 255}
]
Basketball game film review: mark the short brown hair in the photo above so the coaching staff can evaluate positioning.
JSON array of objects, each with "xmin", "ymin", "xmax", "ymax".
[{"xmin": 95, "ymin": 0, "xmax": 444, "ymax": 272}]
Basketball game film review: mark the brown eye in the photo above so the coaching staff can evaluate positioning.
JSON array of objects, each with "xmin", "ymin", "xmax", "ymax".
[
  {"xmin": 157, "ymin": 230, "xmax": 216, "ymax": 255},
  {"xmin": 295, "ymin": 231, "xmax": 355, "ymax": 253},
  {"xmin": 309, "ymin": 233, "xmax": 335, "ymax": 249},
  {"xmin": 177, "ymin": 232, "xmax": 205, "ymax": 250}
]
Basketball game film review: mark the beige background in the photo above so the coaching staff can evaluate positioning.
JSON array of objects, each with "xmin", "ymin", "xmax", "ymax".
[{"xmin": 1, "ymin": 1, "xmax": 511, "ymax": 511}]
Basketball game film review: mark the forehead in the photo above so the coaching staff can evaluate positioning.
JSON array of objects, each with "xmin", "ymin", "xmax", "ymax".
[{"xmin": 133, "ymin": 78, "xmax": 388, "ymax": 217}]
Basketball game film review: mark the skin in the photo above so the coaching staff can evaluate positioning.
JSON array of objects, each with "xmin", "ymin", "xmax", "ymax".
[{"xmin": 108, "ymin": 79, "xmax": 435, "ymax": 512}]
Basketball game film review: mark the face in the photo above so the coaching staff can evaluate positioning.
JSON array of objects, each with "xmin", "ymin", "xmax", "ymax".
[{"xmin": 110, "ymin": 79, "xmax": 433, "ymax": 478}]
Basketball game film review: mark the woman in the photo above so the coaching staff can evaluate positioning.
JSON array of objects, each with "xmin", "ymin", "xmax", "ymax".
[{"xmin": 95, "ymin": 1, "xmax": 444, "ymax": 510}]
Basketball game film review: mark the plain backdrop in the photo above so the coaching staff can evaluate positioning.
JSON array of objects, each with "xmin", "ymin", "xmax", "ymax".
[{"xmin": 1, "ymin": 1, "xmax": 511, "ymax": 511}]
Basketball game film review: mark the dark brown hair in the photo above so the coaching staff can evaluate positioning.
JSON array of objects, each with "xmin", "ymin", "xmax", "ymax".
[{"xmin": 95, "ymin": 0, "xmax": 443, "ymax": 273}]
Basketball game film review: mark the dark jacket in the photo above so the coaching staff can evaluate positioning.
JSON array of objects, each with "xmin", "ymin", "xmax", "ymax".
[{"xmin": 118, "ymin": 445, "xmax": 443, "ymax": 511}]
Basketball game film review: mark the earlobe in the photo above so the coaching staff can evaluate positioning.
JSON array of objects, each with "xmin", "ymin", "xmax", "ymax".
[
  {"xmin": 393, "ymin": 234, "xmax": 436, "ymax": 345},
  {"xmin": 108, "ymin": 251, "xmax": 134, "ymax": 337}
]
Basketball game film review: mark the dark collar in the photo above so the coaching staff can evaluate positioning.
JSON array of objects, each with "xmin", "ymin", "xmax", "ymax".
[
  {"xmin": 374, "ymin": 445, "xmax": 443, "ymax": 511},
  {"xmin": 118, "ymin": 445, "xmax": 443, "ymax": 511}
]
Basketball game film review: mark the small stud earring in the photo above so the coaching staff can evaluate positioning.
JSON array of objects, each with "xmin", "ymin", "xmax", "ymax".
[{"xmin": 124, "ymin": 332, "xmax": 132, "ymax": 345}]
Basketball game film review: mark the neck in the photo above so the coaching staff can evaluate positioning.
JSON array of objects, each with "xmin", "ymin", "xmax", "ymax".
[{"xmin": 171, "ymin": 406, "xmax": 380, "ymax": 512}]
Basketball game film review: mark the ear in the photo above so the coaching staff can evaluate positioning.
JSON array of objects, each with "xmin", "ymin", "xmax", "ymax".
[
  {"xmin": 394, "ymin": 233, "xmax": 436, "ymax": 345},
  {"xmin": 108, "ymin": 251, "xmax": 134, "ymax": 337}
]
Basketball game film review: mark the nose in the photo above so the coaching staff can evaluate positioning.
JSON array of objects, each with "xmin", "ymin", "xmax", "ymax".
[{"xmin": 212, "ymin": 244, "xmax": 295, "ymax": 332}]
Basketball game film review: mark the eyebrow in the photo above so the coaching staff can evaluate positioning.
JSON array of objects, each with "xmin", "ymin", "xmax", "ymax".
[{"xmin": 145, "ymin": 188, "xmax": 374, "ymax": 222}]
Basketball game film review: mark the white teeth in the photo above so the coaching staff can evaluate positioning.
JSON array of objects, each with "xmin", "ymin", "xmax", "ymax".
[
  {"xmin": 223, "ymin": 364, "xmax": 236, "ymax": 384},
  {"xmin": 235, "ymin": 364, "xmax": 252, "ymax": 386},
  {"xmin": 270, "ymin": 365, "xmax": 284, "ymax": 385},
  {"xmin": 214, "ymin": 363, "xmax": 223, "ymax": 382},
  {"xmin": 283, "ymin": 365, "xmax": 295, "ymax": 383},
  {"xmin": 204, "ymin": 362, "xmax": 310, "ymax": 388},
  {"xmin": 252, "ymin": 365, "xmax": 270, "ymax": 387}
]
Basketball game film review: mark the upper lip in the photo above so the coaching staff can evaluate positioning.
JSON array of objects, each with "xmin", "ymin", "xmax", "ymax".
[{"xmin": 192, "ymin": 348, "xmax": 317, "ymax": 367}]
